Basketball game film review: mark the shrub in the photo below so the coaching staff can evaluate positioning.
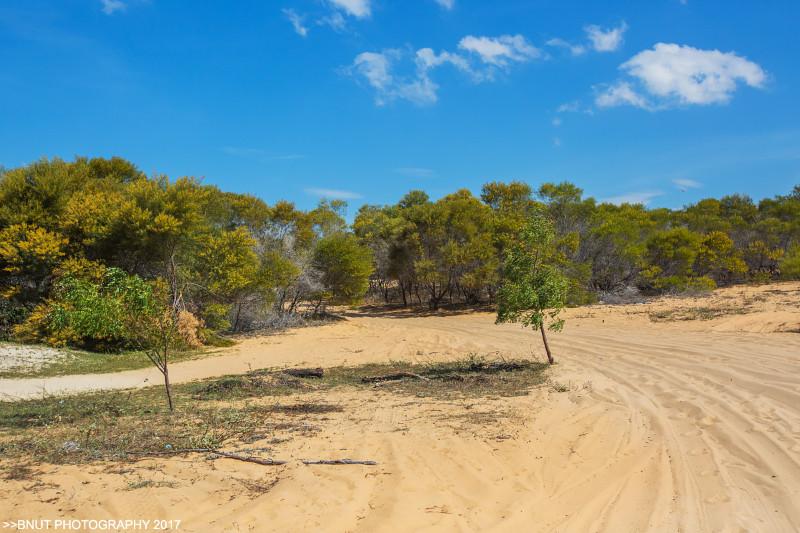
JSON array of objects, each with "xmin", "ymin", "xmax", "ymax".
[
  {"xmin": 780, "ymin": 245, "xmax": 800, "ymax": 280},
  {"xmin": 16, "ymin": 268, "xmax": 154, "ymax": 351}
]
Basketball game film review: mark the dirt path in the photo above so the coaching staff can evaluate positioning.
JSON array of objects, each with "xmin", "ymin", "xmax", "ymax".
[{"xmin": 1, "ymin": 284, "xmax": 799, "ymax": 531}]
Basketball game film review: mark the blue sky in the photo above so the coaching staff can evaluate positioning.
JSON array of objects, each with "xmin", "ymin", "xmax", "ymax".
[{"xmin": 1, "ymin": 0, "xmax": 798, "ymax": 214}]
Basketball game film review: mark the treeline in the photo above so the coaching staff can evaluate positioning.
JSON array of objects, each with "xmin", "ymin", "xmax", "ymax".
[
  {"xmin": 0, "ymin": 157, "xmax": 373, "ymax": 347},
  {"xmin": 353, "ymin": 181, "xmax": 800, "ymax": 307},
  {"xmin": 0, "ymin": 157, "xmax": 798, "ymax": 349}
]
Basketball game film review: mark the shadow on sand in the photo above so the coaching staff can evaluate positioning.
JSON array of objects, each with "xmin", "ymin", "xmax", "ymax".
[{"xmin": 341, "ymin": 303, "xmax": 495, "ymax": 320}]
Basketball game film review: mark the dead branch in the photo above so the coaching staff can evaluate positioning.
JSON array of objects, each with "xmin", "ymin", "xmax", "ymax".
[
  {"xmin": 119, "ymin": 449, "xmax": 376, "ymax": 466},
  {"xmin": 360, "ymin": 372, "xmax": 430, "ymax": 384},
  {"xmin": 302, "ymin": 459, "xmax": 378, "ymax": 465},
  {"xmin": 122, "ymin": 448, "xmax": 287, "ymax": 466},
  {"xmin": 212, "ymin": 451, "xmax": 288, "ymax": 466}
]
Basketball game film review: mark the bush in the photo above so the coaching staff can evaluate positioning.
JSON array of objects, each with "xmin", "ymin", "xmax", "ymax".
[
  {"xmin": 780, "ymin": 245, "xmax": 800, "ymax": 280},
  {"xmin": 16, "ymin": 268, "xmax": 154, "ymax": 351},
  {"xmin": 0, "ymin": 298, "xmax": 29, "ymax": 341}
]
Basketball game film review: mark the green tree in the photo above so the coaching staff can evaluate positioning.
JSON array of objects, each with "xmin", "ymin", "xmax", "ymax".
[
  {"xmin": 193, "ymin": 227, "xmax": 269, "ymax": 330},
  {"xmin": 780, "ymin": 245, "xmax": 800, "ymax": 280},
  {"xmin": 0, "ymin": 223, "xmax": 68, "ymax": 303},
  {"xmin": 496, "ymin": 215, "xmax": 568, "ymax": 364},
  {"xmin": 124, "ymin": 279, "xmax": 183, "ymax": 411},
  {"xmin": 313, "ymin": 234, "xmax": 374, "ymax": 307}
]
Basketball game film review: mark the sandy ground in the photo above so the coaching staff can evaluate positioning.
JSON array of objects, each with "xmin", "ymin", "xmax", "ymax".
[
  {"xmin": 0, "ymin": 343, "xmax": 67, "ymax": 373},
  {"xmin": 1, "ymin": 283, "xmax": 799, "ymax": 532}
]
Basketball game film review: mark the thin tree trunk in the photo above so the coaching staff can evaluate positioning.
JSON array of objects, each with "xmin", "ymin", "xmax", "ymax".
[
  {"xmin": 163, "ymin": 364, "xmax": 174, "ymax": 411},
  {"xmin": 233, "ymin": 302, "xmax": 242, "ymax": 331},
  {"xmin": 540, "ymin": 324, "xmax": 554, "ymax": 365}
]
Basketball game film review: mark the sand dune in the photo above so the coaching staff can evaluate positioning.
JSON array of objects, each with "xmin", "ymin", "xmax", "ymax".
[{"xmin": 1, "ymin": 283, "xmax": 799, "ymax": 531}]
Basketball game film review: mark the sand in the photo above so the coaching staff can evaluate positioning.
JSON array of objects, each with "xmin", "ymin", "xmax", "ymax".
[{"xmin": 1, "ymin": 283, "xmax": 799, "ymax": 532}]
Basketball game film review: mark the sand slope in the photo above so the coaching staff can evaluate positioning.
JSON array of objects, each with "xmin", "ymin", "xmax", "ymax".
[{"xmin": 1, "ymin": 283, "xmax": 799, "ymax": 532}]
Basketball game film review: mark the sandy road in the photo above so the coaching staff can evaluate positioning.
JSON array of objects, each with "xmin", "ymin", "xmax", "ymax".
[{"xmin": 1, "ymin": 284, "xmax": 799, "ymax": 531}]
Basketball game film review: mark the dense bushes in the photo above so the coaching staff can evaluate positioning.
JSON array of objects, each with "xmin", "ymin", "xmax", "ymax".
[
  {"xmin": 0, "ymin": 157, "xmax": 374, "ymax": 349},
  {"xmin": 1, "ymin": 156, "xmax": 798, "ymax": 350},
  {"xmin": 354, "ymin": 182, "xmax": 800, "ymax": 306}
]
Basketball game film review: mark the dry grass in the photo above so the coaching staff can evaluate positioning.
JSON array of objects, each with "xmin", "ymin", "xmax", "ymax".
[
  {"xmin": 648, "ymin": 305, "xmax": 749, "ymax": 322},
  {"xmin": 0, "ymin": 355, "xmax": 549, "ymax": 468}
]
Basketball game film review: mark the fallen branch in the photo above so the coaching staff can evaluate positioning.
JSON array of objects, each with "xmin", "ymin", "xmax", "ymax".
[
  {"xmin": 122, "ymin": 448, "xmax": 287, "ymax": 466},
  {"xmin": 302, "ymin": 459, "xmax": 378, "ymax": 466},
  {"xmin": 361, "ymin": 372, "xmax": 430, "ymax": 384},
  {"xmin": 118, "ymin": 449, "xmax": 374, "ymax": 466},
  {"xmin": 282, "ymin": 367, "xmax": 324, "ymax": 378},
  {"xmin": 212, "ymin": 451, "xmax": 288, "ymax": 466}
]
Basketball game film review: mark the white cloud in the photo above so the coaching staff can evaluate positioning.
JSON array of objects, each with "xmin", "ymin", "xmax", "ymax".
[
  {"xmin": 353, "ymin": 52, "xmax": 393, "ymax": 93},
  {"xmin": 552, "ymin": 117, "xmax": 562, "ymax": 127},
  {"xmin": 319, "ymin": 11, "xmax": 348, "ymax": 31},
  {"xmin": 433, "ymin": 0, "xmax": 455, "ymax": 9},
  {"xmin": 601, "ymin": 191, "xmax": 663, "ymax": 205},
  {"xmin": 350, "ymin": 50, "xmax": 441, "ymax": 105},
  {"xmin": 595, "ymin": 81, "xmax": 651, "ymax": 109},
  {"xmin": 416, "ymin": 48, "xmax": 471, "ymax": 73},
  {"xmin": 598, "ymin": 43, "xmax": 767, "ymax": 109},
  {"xmin": 623, "ymin": 43, "xmax": 766, "ymax": 105},
  {"xmin": 305, "ymin": 188, "xmax": 363, "ymax": 200},
  {"xmin": 458, "ymin": 35, "xmax": 541, "ymax": 67},
  {"xmin": 546, "ymin": 38, "xmax": 586, "ymax": 56},
  {"xmin": 557, "ymin": 101, "xmax": 581, "ymax": 113},
  {"xmin": 585, "ymin": 22, "xmax": 627, "ymax": 52},
  {"xmin": 329, "ymin": 0, "xmax": 371, "ymax": 18},
  {"xmin": 283, "ymin": 9, "xmax": 308, "ymax": 37},
  {"xmin": 350, "ymin": 35, "xmax": 541, "ymax": 105},
  {"xmin": 101, "ymin": 0, "xmax": 126, "ymax": 15},
  {"xmin": 673, "ymin": 178, "xmax": 702, "ymax": 189}
]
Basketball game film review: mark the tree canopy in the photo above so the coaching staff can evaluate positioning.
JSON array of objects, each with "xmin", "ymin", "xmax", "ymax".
[{"xmin": 1, "ymin": 156, "xmax": 798, "ymax": 348}]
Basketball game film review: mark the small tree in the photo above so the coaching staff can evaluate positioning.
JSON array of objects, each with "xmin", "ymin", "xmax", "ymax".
[
  {"xmin": 496, "ymin": 215, "xmax": 568, "ymax": 364},
  {"xmin": 125, "ymin": 279, "xmax": 183, "ymax": 411}
]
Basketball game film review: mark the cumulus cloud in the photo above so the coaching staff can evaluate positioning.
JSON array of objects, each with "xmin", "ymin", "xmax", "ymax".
[
  {"xmin": 458, "ymin": 35, "xmax": 542, "ymax": 67},
  {"xmin": 283, "ymin": 9, "xmax": 308, "ymax": 37},
  {"xmin": 305, "ymin": 188, "xmax": 363, "ymax": 200},
  {"xmin": 601, "ymin": 191, "xmax": 663, "ymax": 205},
  {"xmin": 350, "ymin": 50, "xmax": 441, "ymax": 105},
  {"xmin": 101, "ymin": 0, "xmax": 126, "ymax": 15},
  {"xmin": 597, "ymin": 43, "xmax": 767, "ymax": 109},
  {"xmin": 595, "ymin": 81, "xmax": 651, "ymax": 109},
  {"xmin": 545, "ymin": 38, "xmax": 586, "ymax": 56},
  {"xmin": 585, "ymin": 22, "xmax": 627, "ymax": 52},
  {"xmin": 352, "ymin": 52, "xmax": 393, "ymax": 93},
  {"xmin": 286, "ymin": 0, "xmax": 370, "ymax": 35},
  {"xmin": 458, "ymin": 34, "xmax": 541, "ymax": 67},
  {"xmin": 349, "ymin": 35, "xmax": 542, "ymax": 105},
  {"xmin": 329, "ymin": 0, "xmax": 371, "ymax": 18}
]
